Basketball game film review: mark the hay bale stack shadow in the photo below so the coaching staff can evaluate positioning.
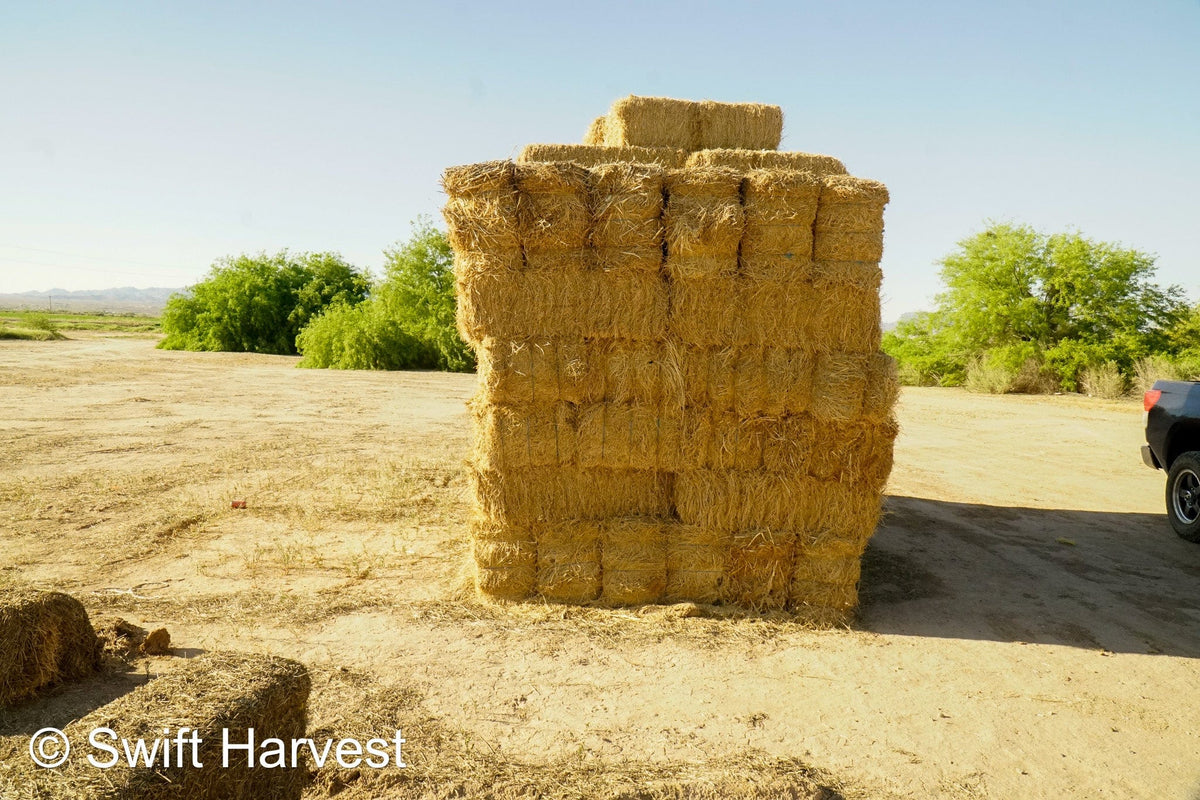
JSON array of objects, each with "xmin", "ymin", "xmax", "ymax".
[{"xmin": 0, "ymin": 589, "xmax": 101, "ymax": 708}]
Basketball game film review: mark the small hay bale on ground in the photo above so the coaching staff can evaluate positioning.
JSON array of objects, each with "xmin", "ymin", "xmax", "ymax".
[
  {"xmin": 518, "ymin": 143, "xmax": 688, "ymax": 169},
  {"xmin": 22, "ymin": 652, "xmax": 311, "ymax": 800},
  {"xmin": 688, "ymin": 148, "xmax": 847, "ymax": 175},
  {"xmin": 0, "ymin": 589, "xmax": 100, "ymax": 708}
]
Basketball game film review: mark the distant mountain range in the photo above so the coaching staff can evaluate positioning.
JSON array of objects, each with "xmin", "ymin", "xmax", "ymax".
[{"xmin": 0, "ymin": 287, "xmax": 179, "ymax": 314}]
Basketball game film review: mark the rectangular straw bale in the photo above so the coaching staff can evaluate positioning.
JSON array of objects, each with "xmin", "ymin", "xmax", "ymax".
[
  {"xmin": 675, "ymin": 470, "xmax": 812, "ymax": 532},
  {"xmin": 576, "ymin": 403, "xmax": 688, "ymax": 471},
  {"xmin": 663, "ymin": 167, "xmax": 743, "ymax": 280},
  {"xmin": 695, "ymin": 412, "xmax": 767, "ymax": 471},
  {"xmin": 809, "ymin": 262, "xmax": 883, "ymax": 353},
  {"xmin": 669, "ymin": 275, "xmax": 739, "ymax": 346},
  {"xmin": 590, "ymin": 162, "xmax": 666, "ymax": 274},
  {"xmin": 602, "ymin": 339, "xmax": 685, "ymax": 408},
  {"xmin": 697, "ymin": 99, "xmax": 783, "ymax": 151},
  {"xmin": 806, "ymin": 420, "xmax": 883, "ymax": 483},
  {"xmin": 43, "ymin": 652, "xmax": 310, "ymax": 800},
  {"xmin": 469, "ymin": 400, "xmax": 575, "ymax": 470},
  {"xmin": 603, "ymin": 95, "xmax": 699, "ymax": 150},
  {"xmin": 724, "ymin": 529, "xmax": 796, "ymax": 610},
  {"xmin": 471, "ymin": 466, "xmax": 674, "ymax": 525},
  {"xmin": 584, "ymin": 116, "xmax": 607, "ymax": 145},
  {"xmin": 811, "ymin": 352, "xmax": 871, "ymax": 422},
  {"xmin": 537, "ymin": 521, "xmax": 601, "ymax": 603},
  {"xmin": 863, "ymin": 353, "xmax": 900, "ymax": 423},
  {"xmin": 0, "ymin": 589, "xmax": 100, "ymax": 708},
  {"xmin": 737, "ymin": 277, "xmax": 816, "ymax": 348},
  {"xmin": 520, "ymin": 143, "xmax": 689, "ymax": 169},
  {"xmin": 740, "ymin": 169, "xmax": 821, "ymax": 282},
  {"xmin": 664, "ymin": 524, "xmax": 730, "ymax": 603},
  {"xmin": 789, "ymin": 580, "xmax": 859, "ymax": 613},
  {"xmin": 814, "ymin": 175, "xmax": 889, "ymax": 262},
  {"xmin": 476, "ymin": 336, "xmax": 604, "ymax": 407},
  {"xmin": 600, "ymin": 518, "xmax": 668, "ymax": 605},
  {"xmin": 799, "ymin": 480, "xmax": 885, "ymax": 557},
  {"xmin": 457, "ymin": 269, "xmax": 668, "ymax": 343},
  {"xmin": 761, "ymin": 414, "xmax": 820, "ymax": 475},
  {"xmin": 471, "ymin": 517, "xmax": 537, "ymax": 601},
  {"xmin": 515, "ymin": 161, "xmax": 590, "ymax": 255},
  {"xmin": 688, "ymin": 148, "xmax": 848, "ymax": 176},
  {"xmin": 680, "ymin": 347, "xmax": 814, "ymax": 415},
  {"xmin": 442, "ymin": 161, "xmax": 521, "ymax": 256}
]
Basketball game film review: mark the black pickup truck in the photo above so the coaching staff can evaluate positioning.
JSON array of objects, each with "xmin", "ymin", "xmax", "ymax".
[{"xmin": 1143, "ymin": 380, "xmax": 1200, "ymax": 541}]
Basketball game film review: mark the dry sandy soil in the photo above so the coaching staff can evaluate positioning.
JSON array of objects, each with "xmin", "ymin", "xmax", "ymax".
[{"xmin": 1, "ymin": 334, "xmax": 1198, "ymax": 799}]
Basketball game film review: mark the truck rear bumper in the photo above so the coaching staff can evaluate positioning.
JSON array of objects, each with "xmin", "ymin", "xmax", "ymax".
[{"xmin": 1142, "ymin": 444, "xmax": 1161, "ymax": 470}]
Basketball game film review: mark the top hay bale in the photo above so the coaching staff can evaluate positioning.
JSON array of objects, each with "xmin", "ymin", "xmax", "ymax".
[{"xmin": 599, "ymin": 95, "xmax": 783, "ymax": 152}]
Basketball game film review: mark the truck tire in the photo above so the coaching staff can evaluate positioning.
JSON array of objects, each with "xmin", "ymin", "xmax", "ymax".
[{"xmin": 1166, "ymin": 451, "xmax": 1200, "ymax": 542}]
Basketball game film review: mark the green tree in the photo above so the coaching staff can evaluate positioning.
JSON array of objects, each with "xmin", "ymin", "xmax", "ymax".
[
  {"xmin": 884, "ymin": 222, "xmax": 1187, "ymax": 391},
  {"xmin": 159, "ymin": 251, "xmax": 368, "ymax": 355},
  {"xmin": 297, "ymin": 219, "xmax": 474, "ymax": 372}
]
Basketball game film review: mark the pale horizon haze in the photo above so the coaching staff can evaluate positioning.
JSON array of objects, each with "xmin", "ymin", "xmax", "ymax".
[{"xmin": 2, "ymin": 1, "xmax": 1198, "ymax": 319}]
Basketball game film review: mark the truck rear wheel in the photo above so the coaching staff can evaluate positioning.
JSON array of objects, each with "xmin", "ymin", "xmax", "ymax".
[{"xmin": 1167, "ymin": 451, "xmax": 1200, "ymax": 542}]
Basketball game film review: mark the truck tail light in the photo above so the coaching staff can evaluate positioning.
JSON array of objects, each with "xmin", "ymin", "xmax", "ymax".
[{"xmin": 1144, "ymin": 389, "xmax": 1162, "ymax": 412}]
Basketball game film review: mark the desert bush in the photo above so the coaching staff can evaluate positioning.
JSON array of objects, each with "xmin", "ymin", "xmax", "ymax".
[
  {"xmin": 885, "ymin": 222, "xmax": 1188, "ymax": 392},
  {"xmin": 23, "ymin": 313, "xmax": 57, "ymax": 332},
  {"xmin": 159, "ymin": 251, "xmax": 369, "ymax": 355},
  {"xmin": 1080, "ymin": 361, "xmax": 1128, "ymax": 399},
  {"xmin": 297, "ymin": 220, "xmax": 474, "ymax": 372},
  {"xmin": 964, "ymin": 355, "xmax": 1018, "ymax": 394},
  {"xmin": 1133, "ymin": 355, "xmax": 1183, "ymax": 393}
]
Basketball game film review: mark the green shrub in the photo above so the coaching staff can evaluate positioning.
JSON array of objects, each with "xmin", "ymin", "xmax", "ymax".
[
  {"xmin": 1133, "ymin": 355, "xmax": 1183, "ymax": 393},
  {"xmin": 24, "ymin": 313, "xmax": 58, "ymax": 333},
  {"xmin": 296, "ymin": 219, "xmax": 474, "ymax": 373},
  {"xmin": 964, "ymin": 355, "xmax": 1019, "ymax": 394},
  {"xmin": 159, "ymin": 251, "xmax": 369, "ymax": 355}
]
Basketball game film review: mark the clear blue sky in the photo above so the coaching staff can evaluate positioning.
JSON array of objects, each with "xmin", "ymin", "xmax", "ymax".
[{"xmin": 2, "ymin": 0, "xmax": 1197, "ymax": 319}]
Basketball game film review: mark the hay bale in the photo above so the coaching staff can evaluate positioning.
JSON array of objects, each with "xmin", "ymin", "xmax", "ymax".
[
  {"xmin": 590, "ymin": 162, "xmax": 665, "ymax": 274},
  {"xmin": 456, "ymin": 269, "xmax": 668, "ymax": 344},
  {"xmin": 664, "ymin": 524, "xmax": 730, "ymax": 603},
  {"xmin": 602, "ymin": 339, "xmax": 685, "ymax": 408},
  {"xmin": 668, "ymin": 275, "xmax": 739, "ymax": 346},
  {"xmin": 800, "ymin": 481, "xmax": 885, "ymax": 557},
  {"xmin": 519, "ymin": 143, "xmax": 688, "ymax": 169},
  {"xmin": 740, "ymin": 169, "xmax": 821, "ymax": 282},
  {"xmin": 584, "ymin": 116, "xmax": 607, "ymax": 145},
  {"xmin": 697, "ymin": 99, "xmax": 783, "ymax": 151},
  {"xmin": 469, "ymin": 400, "xmax": 575, "ymax": 470},
  {"xmin": 576, "ymin": 403, "xmax": 688, "ymax": 471},
  {"xmin": 441, "ymin": 161, "xmax": 521, "ymax": 256},
  {"xmin": 0, "ymin": 589, "xmax": 100, "ymax": 708},
  {"xmin": 682, "ymin": 346, "xmax": 815, "ymax": 417},
  {"xmin": 863, "ymin": 353, "xmax": 900, "ymax": 422},
  {"xmin": 602, "ymin": 95, "xmax": 699, "ymax": 150},
  {"xmin": 471, "ymin": 466, "xmax": 674, "ymax": 525},
  {"xmin": 688, "ymin": 148, "xmax": 847, "ymax": 175},
  {"xmin": 811, "ymin": 352, "xmax": 871, "ymax": 422},
  {"xmin": 38, "ymin": 652, "xmax": 311, "ymax": 800},
  {"xmin": 724, "ymin": 529, "xmax": 795, "ymax": 610},
  {"xmin": 693, "ymin": 412, "xmax": 768, "ymax": 471},
  {"xmin": 736, "ymin": 277, "xmax": 817, "ymax": 348},
  {"xmin": 789, "ymin": 580, "xmax": 858, "ymax": 613},
  {"xmin": 515, "ymin": 161, "xmax": 590, "ymax": 256},
  {"xmin": 476, "ymin": 337, "xmax": 603, "ymax": 407},
  {"xmin": 472, "ymin": 517, "xmax": 537, "ymax": 601},
  {"xmin": 674, "ymin": 470, "xmax": 811, "ymax": 532},
  {"xmin": 663, "ymin": 167, "xmax": 743, "ymax": 281},
  {"xmin": 537, "ymin": 521, "xmax": 601, "ymax": 602},
  {"xmin": 813, "ymin": 175, "xmax": 889, "ymax": 262},
  {"xmin": 808, "ymin": 263, "xmax": 883, "ymax": 353},
  {"xmin": 600, "ymin": 518, "xmax": 667, "ymax": 605}
]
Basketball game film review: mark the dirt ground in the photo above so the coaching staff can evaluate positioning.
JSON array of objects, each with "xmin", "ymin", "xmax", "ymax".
[{"xmin": 1, "ymin": 334, "xmax": 1198, "ymax": 799}]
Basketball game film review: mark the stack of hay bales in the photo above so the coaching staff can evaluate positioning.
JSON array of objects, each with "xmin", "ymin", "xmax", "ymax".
[{"xmin": 448, "ymin": 95, "xmax": 897, "ymax": 621}]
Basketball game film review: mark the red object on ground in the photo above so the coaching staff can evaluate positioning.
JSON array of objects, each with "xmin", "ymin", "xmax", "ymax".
[{"xmin": 231, "ymin": 499, "xmax": 247, "ymax": 509}]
